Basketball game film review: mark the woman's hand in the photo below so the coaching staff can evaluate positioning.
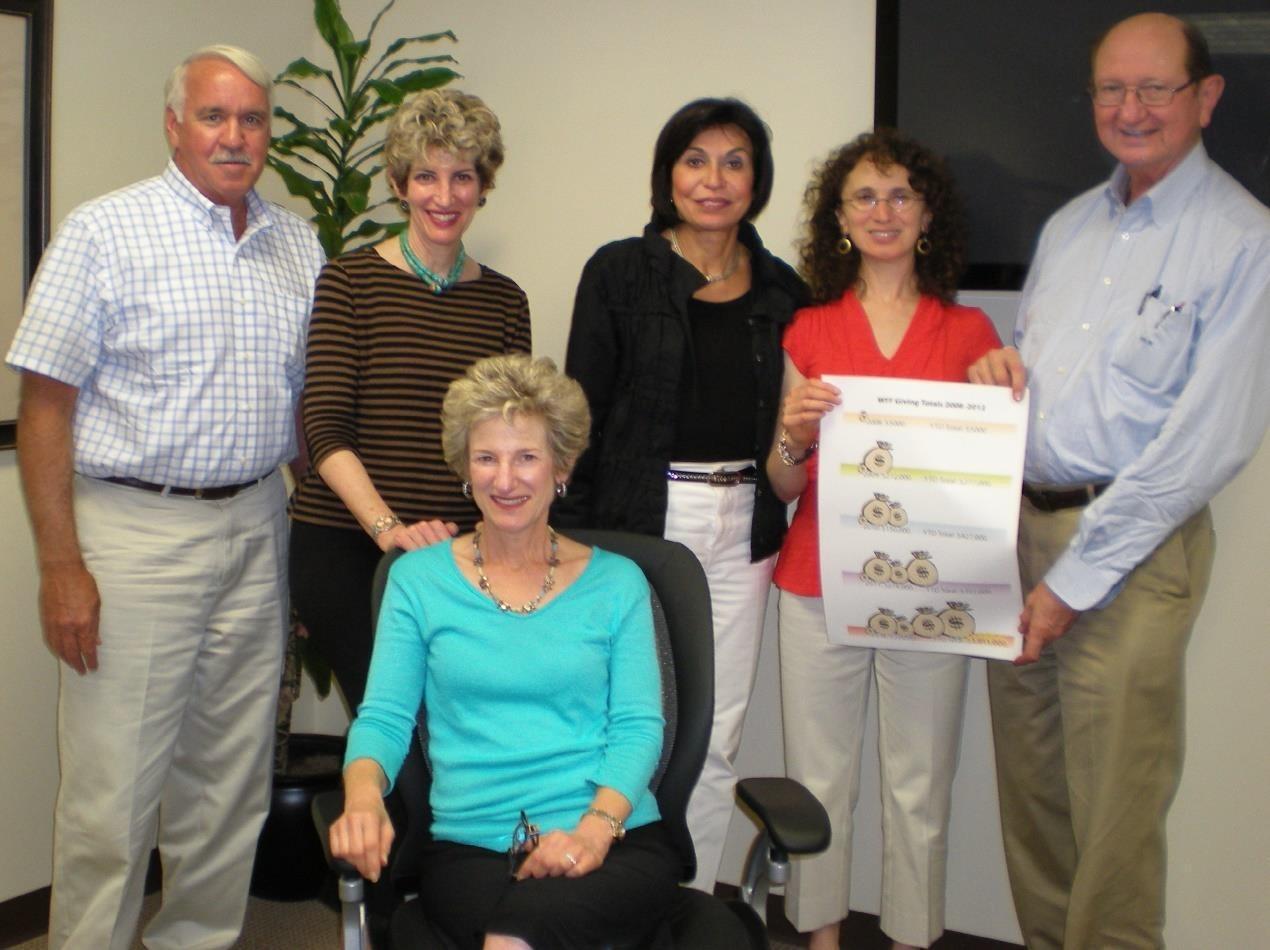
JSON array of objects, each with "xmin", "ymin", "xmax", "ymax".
[
  {"xmin": 781, "ymin": 377, "xmax": 842, "ymax": 450},
  {"xmin": 329, "ymin": 761, "xmax": 394, "ymax": 881},
  {"xmin": 514, "ymin": 823, "xmax": 612, "ymax": 881},
  {"xmin": 376, "ymin": 518, "xmax": 459, "ymax": 553}
]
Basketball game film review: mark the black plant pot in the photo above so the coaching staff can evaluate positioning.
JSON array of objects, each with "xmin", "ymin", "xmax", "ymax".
[{"xmin": 251, "ymin": 732, "xmax": 346, "ymax": 901}]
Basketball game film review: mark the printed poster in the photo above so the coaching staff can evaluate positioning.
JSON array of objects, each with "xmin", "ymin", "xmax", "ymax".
[{"xmin": 818, "ymin": 376, "xmax": 1028, "ymax": 661}]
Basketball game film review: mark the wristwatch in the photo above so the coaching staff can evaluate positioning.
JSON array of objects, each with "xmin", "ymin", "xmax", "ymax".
[{"xmin": 583, "ymin": 807, "xmax": 626, "ymax": 841}]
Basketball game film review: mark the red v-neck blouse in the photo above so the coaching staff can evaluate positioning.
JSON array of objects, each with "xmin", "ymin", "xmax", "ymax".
[{"xmin": 772, "ymin": 290, "xmax": 1002, "ymax": 596}]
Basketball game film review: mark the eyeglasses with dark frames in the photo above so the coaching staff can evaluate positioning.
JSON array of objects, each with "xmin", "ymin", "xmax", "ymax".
[
  {"xmin": 1089, "ymin": 79, "xmax": 1197, "ymax": 107},
  {"xmin": 507, "ymin": 810, "xmax": 540, "ymax": 878}
]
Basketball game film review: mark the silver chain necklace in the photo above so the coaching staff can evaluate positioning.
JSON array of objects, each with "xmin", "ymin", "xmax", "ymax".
[
  {"xmin": 668, "ymin": 228, "xmax": 742, "ymax": 283},
  {"xmin": 471, "ymin": 526, "xmax": 560, "ymax": 614}
]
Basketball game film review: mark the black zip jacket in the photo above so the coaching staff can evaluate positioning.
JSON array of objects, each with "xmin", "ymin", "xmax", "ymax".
[{"xmin": 557, "ymin": 222, "xmax": 809, "ymax": 561}]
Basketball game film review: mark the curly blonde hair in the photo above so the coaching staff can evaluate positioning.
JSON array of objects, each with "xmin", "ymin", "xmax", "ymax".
[
  {"xmin": 441, "ymin": 355, "xmax": 591, "ymax": 481},
  {"xmin": 384, "ymin": 88, "xmax": 505, "ymax": 192}
]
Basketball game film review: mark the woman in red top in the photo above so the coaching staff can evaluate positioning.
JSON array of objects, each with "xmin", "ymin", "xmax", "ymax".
[{"xmin": 765, "ymin": 129, "xmax": 1000, "ymax": 950}]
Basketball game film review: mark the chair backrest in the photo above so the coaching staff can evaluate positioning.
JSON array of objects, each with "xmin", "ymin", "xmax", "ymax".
[{"xmin": 367, "ymin": 530, "xmax": 714, "ymax": 884}]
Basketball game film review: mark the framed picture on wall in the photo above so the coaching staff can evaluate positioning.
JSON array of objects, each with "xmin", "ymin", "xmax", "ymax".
[{"xmin": 0, "ymin": 0, "xmax": 52, "ymax": 450}]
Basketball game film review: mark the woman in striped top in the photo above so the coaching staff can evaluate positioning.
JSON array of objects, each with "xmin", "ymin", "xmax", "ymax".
[{"xmin": 290, "ymin": 89, "xmax": 531, "ymax": 713}]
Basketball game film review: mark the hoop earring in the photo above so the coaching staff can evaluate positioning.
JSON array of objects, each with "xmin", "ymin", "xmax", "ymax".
[
  {"xmin": 916, "ymin": 235, "xmax": 932, "ymax": 256},
  {"xmin": 461, "ymin": 481, "xmax": 472, "ymax": 499},
  {"xmin": 837, "ymin": 235, "xmax": 853, "ymax": 255},
  {"xmin": 478, "ymin": 196, "xmax": 487, "ymax": 208},
  {"xmin": 554, "ymin": 482, "xmax": 568, "ymax": 499},
  {"xmin": 399, "ymin": 199, "xmax": 409, "ymax": 213}
]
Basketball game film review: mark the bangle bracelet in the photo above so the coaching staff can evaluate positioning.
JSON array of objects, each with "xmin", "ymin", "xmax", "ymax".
[
  {"xmin": 370, "ymin": 513, "xmax": 402, "ymax": 540},
  {"xmin": 777, "ymin": 429, "xmax": 817, "ymax": 467},
  {"xmin": 582, "ymin": 807, "xmax": 626, "ymax": 841}
]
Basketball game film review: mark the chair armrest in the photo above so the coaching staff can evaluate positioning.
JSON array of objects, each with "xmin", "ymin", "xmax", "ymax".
[
  {"xmin": 311, "ymin": 788, "xmax": 362, "ymax": 879},
  {"xmin": 735, "ymin": 777, "xmax": 831, "ymax": 856}
]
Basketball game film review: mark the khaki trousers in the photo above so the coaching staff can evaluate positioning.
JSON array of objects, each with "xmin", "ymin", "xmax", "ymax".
[
  {"xmin": 987, "ymin": 502, "xmax": 1214, "ymax": 950},
  {"xmin": 50, "ymin": 474, "xmax": 288, "ymax": 950}
]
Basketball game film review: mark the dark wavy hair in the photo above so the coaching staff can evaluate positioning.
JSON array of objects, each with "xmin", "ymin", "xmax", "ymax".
[
  {"xmin": 649, "ymin": 97, "xmax": 774, "ymax": 230},
  {"xmin": 799, "ymin": 128, "xmax": 966, "ymax": 305}
]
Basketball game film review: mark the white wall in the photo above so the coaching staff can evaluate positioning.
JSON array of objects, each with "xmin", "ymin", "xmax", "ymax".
[{"xmin": 3, "ymin": 2, "xmax": 1265, "ymax": 947}]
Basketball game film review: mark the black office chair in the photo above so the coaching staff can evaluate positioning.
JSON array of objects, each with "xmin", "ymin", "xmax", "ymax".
[{"xmin": 314, "ymin": 529, "xmax": 830, "ymax": 948}]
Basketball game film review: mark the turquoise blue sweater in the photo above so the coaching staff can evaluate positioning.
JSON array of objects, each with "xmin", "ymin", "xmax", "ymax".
[{"xmin": 345, "ymin": 540, "xmax": 664, "ymax": 852}]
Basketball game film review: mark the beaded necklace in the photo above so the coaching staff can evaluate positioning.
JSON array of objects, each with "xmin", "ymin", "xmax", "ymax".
[
  {"xmin": 399, "ymin": 231, "xmax": 466, "ymax": 293},
  {"xmin": 472, "ymin": 526, "xmax": 560, "ymax": 614}
]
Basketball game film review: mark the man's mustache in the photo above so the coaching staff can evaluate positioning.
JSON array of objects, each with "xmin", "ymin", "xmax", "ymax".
[{"xmin": 211, "ymin": 152, "xmax": 253, "ymax": 166}]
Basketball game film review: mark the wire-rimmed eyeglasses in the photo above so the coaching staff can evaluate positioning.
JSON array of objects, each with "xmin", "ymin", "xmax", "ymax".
[
  {"xmin": 1089, "ymin": 79, "xmax": 1197, "ymax": 107},
  {"xmin": 507, "ymin": 810, "xmax": 539, "ymax": 878},
  {"xmin": 843, "ymin": 191, "xmax": 923, "ymax": 214}
]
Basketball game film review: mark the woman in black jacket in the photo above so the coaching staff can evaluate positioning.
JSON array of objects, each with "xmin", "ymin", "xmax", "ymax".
[{"xmin": 559, "ymin": 97, "xmax": 807, "ymax": 893}]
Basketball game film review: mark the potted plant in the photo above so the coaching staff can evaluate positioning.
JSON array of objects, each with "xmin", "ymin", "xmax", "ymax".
[{"xmin": 251, "ymin": 0, "xmax": 459, "ymax": 902}]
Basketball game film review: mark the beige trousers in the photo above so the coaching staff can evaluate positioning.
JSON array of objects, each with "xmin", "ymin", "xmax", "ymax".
[
  {"xmin": 779, "ymin": 591, "xmax": 969, "ymax": 948},
  {"xmin": 987, "ymin": 502, "xmax": 1214, "ymax": 950},
  {"xmin": 50, "ymin": 474, "xmax": 288, "ymax": 950}
]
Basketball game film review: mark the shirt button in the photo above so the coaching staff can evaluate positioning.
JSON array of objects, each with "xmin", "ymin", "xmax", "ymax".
[
  {"xmin": 1081, "ymin": 322, "xmax": 1091, "ymax": 331},
  {"xmin": 1057, "ymin": 366, "xmax": 1067, "ymax": 374},
  {"xmin": 1102, "ymin": 277, "xmax": 1112, "ymax": 285},
  {"xmin": 1037, "ymin": 411, "xmax": 1047, "ymax": 421},
  {"xmin": 1121, "ymin": 232, "xmax": 1130, "ymax": 240}
]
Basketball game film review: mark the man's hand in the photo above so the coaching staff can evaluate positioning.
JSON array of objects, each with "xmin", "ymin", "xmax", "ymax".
[
  {"xmin": 376, "ymin": 518, "xmax": 459, "ymax": 553},
  {"xmin": 1016, "ymin": 582, "xmax": 1079, "ymax": 665},
  {"xmin": 968, "ymin": 346, "xmax": 1027, "ymax": 400},
  {"xmin": 40, "ymin": 561, "xmax": 101, "ymax": 674}
]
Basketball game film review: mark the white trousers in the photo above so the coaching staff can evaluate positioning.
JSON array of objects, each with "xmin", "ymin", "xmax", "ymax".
[
  {"xmin": 663, "ymin": 463, "xmax": 776, "ymax": 893},
  {"xmin": 50, "ymin": 474, "xmax": 289, "ymax": 950},
  {"xmin": 779, "ymin": 591, "xmax": 968, "ymax": 948}
]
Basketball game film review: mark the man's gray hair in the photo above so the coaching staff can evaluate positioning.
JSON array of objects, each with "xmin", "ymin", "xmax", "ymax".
[{"xmin": 165, "ymin": 45, "xmax": 273, "ymax": 117}]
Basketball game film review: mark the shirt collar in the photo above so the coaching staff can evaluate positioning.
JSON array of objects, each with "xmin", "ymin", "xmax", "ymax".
[
  {"xmin": 161, "ymin": 159, "xmax": 273, "ymax": 236},
  {"xmin": 1104, "ymin": 142, "xmax": 1208, "ymax": 226}
]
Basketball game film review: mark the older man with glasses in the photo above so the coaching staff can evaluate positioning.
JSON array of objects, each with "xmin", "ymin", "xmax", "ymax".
[{"xmin": 969, "ymin": 12, "xmax": 1270, "ymax": 949}]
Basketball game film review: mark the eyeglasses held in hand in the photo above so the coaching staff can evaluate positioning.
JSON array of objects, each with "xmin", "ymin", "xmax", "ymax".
[
  {"xmin": 844, "ymin": 191, "xmax": 923, "ymax": 213},
  {"xmin": 507, "ymin": 810, "xmax": 540, "ymax": 878},
  {"xmin": 1088, "ymin": 79, "xmax": 1196, "ymax": 107}
]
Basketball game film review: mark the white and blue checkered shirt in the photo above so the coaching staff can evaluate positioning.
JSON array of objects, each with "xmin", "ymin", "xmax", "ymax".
[{"xmin": 7, "ymin": 162, "xmax": 325, "ymax": 487}]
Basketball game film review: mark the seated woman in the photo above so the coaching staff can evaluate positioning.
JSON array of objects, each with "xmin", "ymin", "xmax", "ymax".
[{"xmin": 330, "ymin": 354, "xmax": 680, "ymax": 950}]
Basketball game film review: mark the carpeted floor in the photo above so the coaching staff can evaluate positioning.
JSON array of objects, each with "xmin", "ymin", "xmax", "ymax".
[{"xmin": 5, "ymin": 889, "xmax": 1019, "ymax": 949}]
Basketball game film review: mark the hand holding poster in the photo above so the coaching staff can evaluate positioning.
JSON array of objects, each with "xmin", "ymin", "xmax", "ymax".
[{"xmin": 818, "ymin": 376, "xmax": 1028, "ymax": 661}]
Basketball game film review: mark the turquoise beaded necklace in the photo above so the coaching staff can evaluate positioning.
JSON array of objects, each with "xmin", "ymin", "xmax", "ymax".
[{"xmin": 399, "ymin": 231, "xmax": 466, "ymax": 294}]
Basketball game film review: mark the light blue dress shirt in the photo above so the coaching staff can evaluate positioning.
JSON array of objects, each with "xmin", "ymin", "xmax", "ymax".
[
  {"xmin": 1017, "ymin": 144, "xmax": 1270, "ymax": 610},
  {"xmin": 6, "ymin": 162, "xmax": 325, "ymax": 487}
]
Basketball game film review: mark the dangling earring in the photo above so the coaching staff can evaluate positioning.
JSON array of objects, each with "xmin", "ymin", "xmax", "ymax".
[
  {"xmin": 554, "ymin": 481, "xmax": 568, "ymax": 499},
  {"xmin": 399, "ymin": 199, "xmax": 409, "ymax": 213},
  {"xmin": 837, "ymin": 235, "xmax": 853, "ymax": 255},
  {"xmin": 916, "ymin": 234, "xmax": 932, "ymax": 256},
  {"xmin": 478, "ymin": 196, "xmax": 487, "ymax": 208},
  {"xmin": 461, "ymin": 481, "xmax": 472, "ymax": 499}
]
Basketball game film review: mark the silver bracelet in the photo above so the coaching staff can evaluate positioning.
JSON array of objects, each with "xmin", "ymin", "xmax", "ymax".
[
  {"xmin": 777, "ymin": 429, "xmax": 817, "ymax": 467},
  {"xmin": 370, "ymin": 513, "xmax": 402, "ymax": 540},
  {"xmin": 582, "ymin": 807, "xmax": 626, "ymax": 841}
]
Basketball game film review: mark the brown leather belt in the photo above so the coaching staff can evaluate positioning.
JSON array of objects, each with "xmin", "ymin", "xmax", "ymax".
[
  {"xmin": 666, "ymin": 466, "xmax": 757, "ymax": 487},
  {"xmin": 101, "ymin": 475, "xmax": 265, "ymax": 500},
  {"xmin": 1022, "ymin": 481, "xmax": 1110, "ymax": 512}
]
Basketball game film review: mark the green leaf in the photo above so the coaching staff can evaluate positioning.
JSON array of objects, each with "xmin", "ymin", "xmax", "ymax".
[
  {"xmin": 314, "ymin": 214, "xmax": 346, "ymax": 259},
  {"xmin": 366, "ymin": 31, "xmax": 457, "ymax": 80},
  {"xmin": 365, "ymin": 0, "xmax": 397, "ymax": 48},
  {"xmin": 365, "ymin": 78, "xmax": 404, "ymax": 105},
  {"xmin": 275, "ymin": 57, "xmax": 331, "ymax": 82},
  {"xmin": 266, "ymin": 157, "xmax": 332, "ymax": 215},
  {"xmin": 392, "ymin": 67, "xmax": 461, "ymax": 93},
  {"xmin": 337, "ymin": 168, "xmax": 373, "ymax": 215},
  {"xmin": 314, "ymin": 0, "xmax": 355, "ymax": 51}
]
